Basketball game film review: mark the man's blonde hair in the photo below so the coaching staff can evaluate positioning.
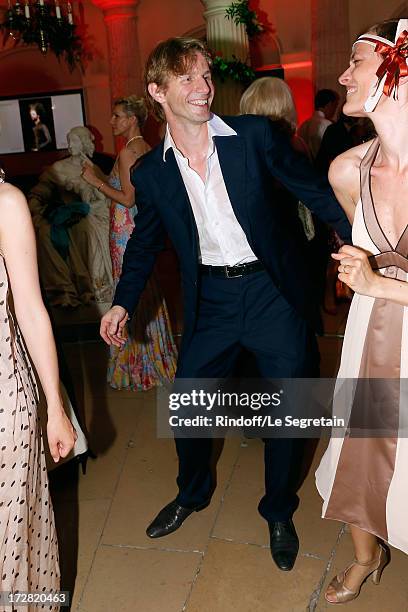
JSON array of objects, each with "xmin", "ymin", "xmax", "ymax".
[{"xmin": 144, "ymin": 37, "xmax": 212, "ymax": 122}]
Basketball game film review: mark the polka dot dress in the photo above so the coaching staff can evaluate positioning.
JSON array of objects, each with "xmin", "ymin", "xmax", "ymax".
[{"xmin": 0, "ymin": 258, "xmax": 60, "ymax": 611}]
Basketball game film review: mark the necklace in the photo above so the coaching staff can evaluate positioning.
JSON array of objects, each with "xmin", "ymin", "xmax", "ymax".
[{"xmin": 126, "ymin": 135, "xmax": 143, "ymax": 147}]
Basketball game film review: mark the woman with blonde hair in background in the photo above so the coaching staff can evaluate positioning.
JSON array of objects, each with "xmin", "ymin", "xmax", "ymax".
[
  {"xmin": 240, "ymin": 76, "xmax": 310, "ymax": 157},
  {"xmin": 82, "ymin": 96, "xmax": 177, "ymax": 391}
]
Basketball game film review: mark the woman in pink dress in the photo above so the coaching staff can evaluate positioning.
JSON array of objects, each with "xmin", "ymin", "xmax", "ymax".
[
  {"xmin": 0, "ymin": 170, "xmax": 76, "ymax": 608},
  {"xmin": 82, "ymin": 96, "xmax": 177, "ymax": 390}
]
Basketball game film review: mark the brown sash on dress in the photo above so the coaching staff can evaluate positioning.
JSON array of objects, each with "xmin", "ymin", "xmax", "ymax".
[{"xmin": 325, "ymin": 139, "xmax": 407, "ymax": 539}]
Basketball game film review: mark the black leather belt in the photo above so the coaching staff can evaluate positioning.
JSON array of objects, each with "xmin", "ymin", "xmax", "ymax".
[{"xmin": 200, "ymin": 260, "xmax": 265, "ymax": 278}]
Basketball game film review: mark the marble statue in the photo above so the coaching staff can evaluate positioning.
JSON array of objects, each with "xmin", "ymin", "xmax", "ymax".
[{"xmin": 29, "ymin": 126, "xmax": 113, "ymax": 308}]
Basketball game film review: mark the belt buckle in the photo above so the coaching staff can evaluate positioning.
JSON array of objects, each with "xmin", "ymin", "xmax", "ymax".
[{"xmin": 225, "ymin": 265, "xmax": 243, "ymax": 278}]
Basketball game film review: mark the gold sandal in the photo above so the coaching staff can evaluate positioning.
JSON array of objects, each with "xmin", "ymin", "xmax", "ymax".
[{"xmin": 325, "ymin": 543, "xmax": 389, "ymax": 604}]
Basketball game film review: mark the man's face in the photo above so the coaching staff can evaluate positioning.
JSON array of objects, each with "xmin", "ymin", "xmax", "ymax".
[{"xmin": 153, "ymin": 52, "xmax": 214, "ymax": 127}]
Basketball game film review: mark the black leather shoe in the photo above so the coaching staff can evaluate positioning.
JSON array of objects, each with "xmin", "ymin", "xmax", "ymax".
[
  {"xmin": 268, "ymin": 519, "xmax": 299, "ymax": 571},
  {"xmin": 146, "ymin": 499, "xmax": 202, "ymax": 538}
]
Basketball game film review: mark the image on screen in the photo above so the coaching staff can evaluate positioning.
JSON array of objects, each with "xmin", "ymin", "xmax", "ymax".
[{"xmin": 0, "ymin": 90, "xmax": 85, "ymax": 155}]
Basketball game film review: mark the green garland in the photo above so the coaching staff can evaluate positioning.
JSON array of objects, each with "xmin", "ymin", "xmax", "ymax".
[
  {"xmin": 210, "ymin": 1, "xmax": 264, "ymax": 85},
  {"xmin": 212, "ymin": 54, "xmax": 255, "ymax": 85},
  {"xmin": 225, "ymin": 0, "xmax": 264, "ymax": 38},
  {"xmin": 0, "ymin": 5, "xmax": 87, "ymax": 71}
]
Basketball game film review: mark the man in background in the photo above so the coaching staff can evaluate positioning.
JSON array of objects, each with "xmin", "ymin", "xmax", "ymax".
[{"xmin": 298, "ymin": 89, "xmax": 340, "ymax": 159}]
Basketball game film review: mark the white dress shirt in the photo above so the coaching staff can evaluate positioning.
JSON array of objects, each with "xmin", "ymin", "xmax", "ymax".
[{"xmin": 163, "ymin": 114, "xmax": 257, "ymax": 266}]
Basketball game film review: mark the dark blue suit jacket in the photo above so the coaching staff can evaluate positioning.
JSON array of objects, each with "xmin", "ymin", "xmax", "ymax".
[{"xmin": 113, "ymin": 115, "xmax": 351, "ymax": 351}]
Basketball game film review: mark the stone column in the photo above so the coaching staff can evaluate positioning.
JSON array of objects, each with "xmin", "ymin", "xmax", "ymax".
[
  {"xmin": 201, "ymin": 0, "xmax": 250, "ymax": 115},
  {"xmin": 311, "ymin": 0, "xmax": 350, "ymax": 95},
  {"xmin": 90, "ymin": 0, "xmax": 142, "ymax": 101}
]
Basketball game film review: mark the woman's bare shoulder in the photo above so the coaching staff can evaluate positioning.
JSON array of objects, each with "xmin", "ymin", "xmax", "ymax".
[
  {"xmin": 119, "ymin": 142, "xmax": 151, "ymax": 169},
  {"xmin": 331, "ymin": 140, "xmax": 374, "ymax": 173},
  {"xmin": 328, "ymin": 140, "xmax": 376, "ymax": 210},
  {"xmin": 0, "ymin": 183, "xmax": 30, "ymax": 221},
  {"xmin": 122, "ymin": 139, "xmax": 150, "ymax": 157},
  {"xmin": 329, "ymin": 140, "xmax": 375, "ymax": 193},
  {"xmin": 0, "ymin": 182, "xmax": 26, "ymax": 204}
]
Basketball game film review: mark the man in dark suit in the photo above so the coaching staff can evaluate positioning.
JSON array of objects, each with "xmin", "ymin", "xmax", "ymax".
[{"xmin": 100, "ymin": 37, "xmax": 351, "ymax": 571}]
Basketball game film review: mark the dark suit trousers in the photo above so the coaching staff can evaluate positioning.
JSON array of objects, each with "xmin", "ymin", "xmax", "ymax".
[{"xmin": 174, "ymin": 270, "xmax": 319, "ymax": 522}]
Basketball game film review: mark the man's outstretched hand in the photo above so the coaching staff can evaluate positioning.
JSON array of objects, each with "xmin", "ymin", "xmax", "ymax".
[{"xmin": 100, "ymin": 305, "xmax": 129, "ymax": 347}]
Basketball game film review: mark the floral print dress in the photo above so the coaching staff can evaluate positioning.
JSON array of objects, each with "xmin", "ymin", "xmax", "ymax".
[{"xmin": 107, "ymin": 173, "xmax": 177, "ymax": 391}]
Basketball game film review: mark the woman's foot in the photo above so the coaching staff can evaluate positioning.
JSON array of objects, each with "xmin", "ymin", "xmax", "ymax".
[{"xmin": 325, "ymin": 543, "xmax": 389, "ymax": 604}]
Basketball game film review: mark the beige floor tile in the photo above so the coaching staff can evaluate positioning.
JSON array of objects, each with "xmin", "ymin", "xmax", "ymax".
[
  {"xmin": 53, "ymin": 400, "xmax": 143, "ymax": 502},
  {"xmin": 78, "ymin": 391, "xmax": 163, "ymax": 503},
  {"xmin": 315, "ymin": 533, "xmax": 408, "ymax": 611},
  {"xmin": 102, "ymin": 434, "xmax": 240, "ymax": 552},
  {"xmin": 76, "ymin": 450, "xmax": 126, "ymax": 502},
  {"xmin": 79, "ymin": 545, "xmax": 200, "ymax": 612},
  {"xmin": 186, "ymin": 539, "xmax": 325, "ymax": 612},
  {"xmin": 294, "ymin": 440, "xmax": 343, "ymax": 559},
  {"xmin": 213, "ymin": 438, "xmax": 342, "ymax": 560},
  {"xmin": 81, "ymin": 395, "xmax": 156, "ymax": 496},
  {"xmin": 53, "ymin": 498, "xmax": 111, "ymax": 611},
  {"xmin": 82, "ymin": 397, "xmax": 140, "ymax": 456},
  {"xmin": 212, "ymin": 438, "xmax": 267, "ymax": 544}
]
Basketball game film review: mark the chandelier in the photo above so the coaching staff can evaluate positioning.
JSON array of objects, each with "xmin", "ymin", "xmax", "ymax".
[{"xmin": 1, "ymin": 0, "xmax": 85, "ymax": 69}]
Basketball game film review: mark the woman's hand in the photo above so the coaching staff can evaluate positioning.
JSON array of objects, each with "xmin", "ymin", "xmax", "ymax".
[
  {"xmin": 332, "ymin": 245, "xmax": 380, "ymax": 297},
  {"xmin": 47, "ymin": 405, "xmax": 77, "ymax": 463}
]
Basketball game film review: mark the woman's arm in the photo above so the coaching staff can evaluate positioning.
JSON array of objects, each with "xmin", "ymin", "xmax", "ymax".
[
  {"xmin": 334, "ymin": 245, "xmax": 408, "ymax": 306},
  {"xmin": 82, "ymin": 147, "xmax": 141, "ymax": 208},
  {"xmin": 0, "ymin": 183, "xmax": 76, "ymax": 461},
  {"xmin": 328, "ymin": 153, "xmax": 359, "ymax": 224}
]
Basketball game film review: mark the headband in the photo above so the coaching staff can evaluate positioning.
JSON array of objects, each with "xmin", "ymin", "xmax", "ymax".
[{"xmin": 353, "ymin": 18, "xmax": 408, "ymax": 111}]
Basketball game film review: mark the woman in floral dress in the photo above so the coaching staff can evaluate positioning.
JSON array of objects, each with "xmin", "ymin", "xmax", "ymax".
[{"xmin": 82, "ymin": 96, "xmax": 177, "ymax": 390}]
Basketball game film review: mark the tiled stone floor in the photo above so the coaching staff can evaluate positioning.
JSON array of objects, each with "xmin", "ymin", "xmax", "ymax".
[{"xmin": 48, "ymin": 303, "xmax": 408, "ymax": 611}]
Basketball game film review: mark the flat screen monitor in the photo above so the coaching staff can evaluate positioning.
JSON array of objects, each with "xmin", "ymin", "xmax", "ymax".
[{"xmin": 0, "ymin": 89, "xmax": 85, "ymax": 155}]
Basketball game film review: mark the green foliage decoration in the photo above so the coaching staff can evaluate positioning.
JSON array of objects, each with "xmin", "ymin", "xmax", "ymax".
[
  {"xmin": 210, "ymin": 1, "xmax": 264, "ymax": 85},
  {"xmin": 211, "ymin": 53, "xmax": 256, "ymax": 85},
  {"xmin": 225, "ymin": 0, "xmax": 264, "ymax": 38}
]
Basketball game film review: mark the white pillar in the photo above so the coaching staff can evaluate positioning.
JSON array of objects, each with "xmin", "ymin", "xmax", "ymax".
[{"xmin": 201, "ymin": 0, "xmax": 250, "ymax": 115}]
